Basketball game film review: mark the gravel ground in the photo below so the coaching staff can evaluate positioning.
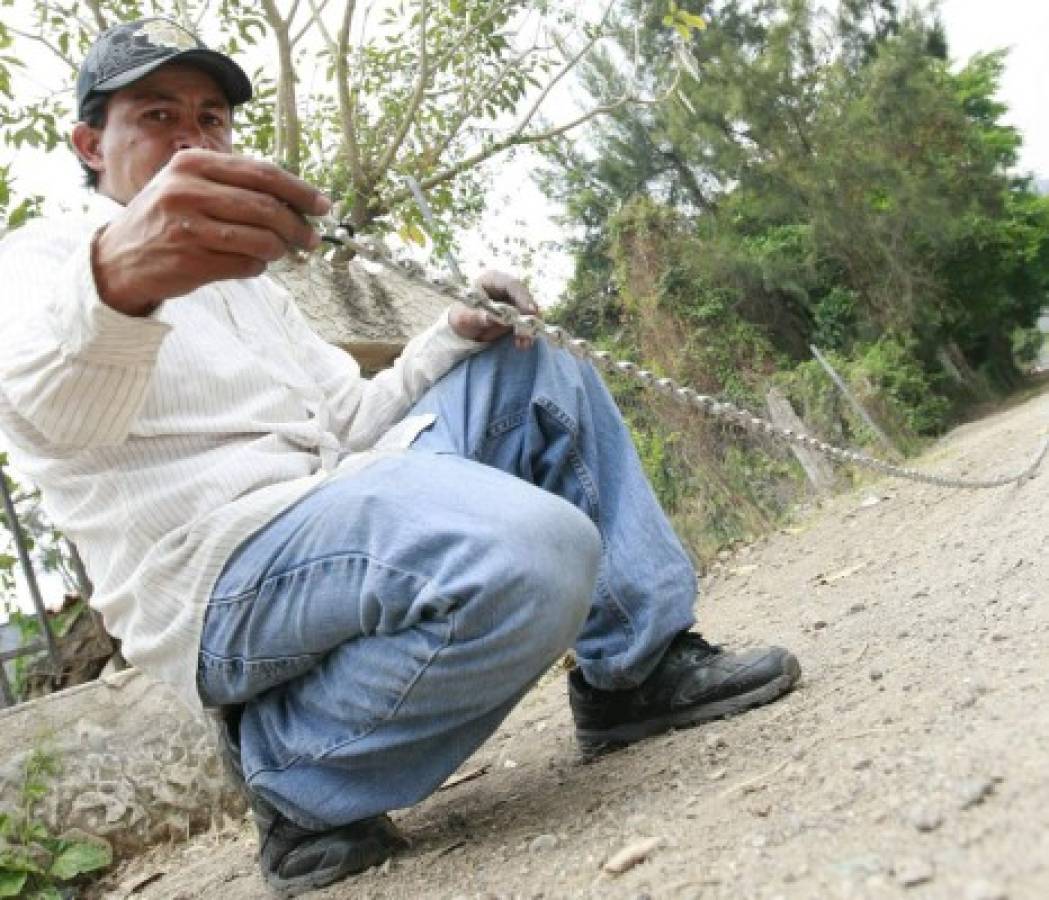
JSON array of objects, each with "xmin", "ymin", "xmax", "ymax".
[{"xmin": 96, "ymin": 379, "xmax": 1049, "ymax": 900}]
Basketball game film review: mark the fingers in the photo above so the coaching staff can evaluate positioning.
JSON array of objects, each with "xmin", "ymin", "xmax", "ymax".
[
  {"xmin": 472, "ymin": 269, "xmax": 540, "ymax": 350},
  {"xmin": 195, "ymin": 184, "xmax": 321, "ymax": 253},
  {"xmin": 151, "ymin": 151, "xmax": 327, "ymax": 253},
  {"xmin": 170, "ymin": 149, "xmax": 330, "ymax": 216},
  {"xmin": 475, "ymin": 269, "xmax": 539, "ymax": 316},
  {"xmin": 184, "ymin": 218, "xmax": 289, "ymax": 264}
]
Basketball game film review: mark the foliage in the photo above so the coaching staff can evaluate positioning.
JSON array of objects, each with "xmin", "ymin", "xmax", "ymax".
[
  {"xmin": 0, "ymin": 748, "xmax": 112, "ymax": 898},
  {"xmin": 0, "ymin": 453, "xmax": 80, "ymax": 607},
  {"xmin": 548, "ymin": 0, "xmax": 1048, "ymax": 375},
  {"xmin": 544, "ymin": 0, "xmax": 1049, "ymax": 555},
  {"xmin": 0, "ymin": 8, "xmax": 57, "ymax": 231},
  {"xmin": 782, "ymin": 338, "xmax": 949, "ymax": 455},
  {"xmin": 2, "ymin": 0, "xmax": 699, "ymax": 254}
]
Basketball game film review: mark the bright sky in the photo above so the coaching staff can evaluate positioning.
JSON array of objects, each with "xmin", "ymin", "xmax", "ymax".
[{"xmin": 938, "ymin": 0, "xmax": 1049, "ymax": 176}]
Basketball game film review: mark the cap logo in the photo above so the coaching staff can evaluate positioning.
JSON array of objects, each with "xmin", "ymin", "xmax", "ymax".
[{"xmin": 140, "ymin": 20, "xmax": 198, "ymax": 51}]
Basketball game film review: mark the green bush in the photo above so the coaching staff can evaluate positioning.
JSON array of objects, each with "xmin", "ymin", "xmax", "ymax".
[
  {"xmin": 853, "ymin": 338, "xmax": 952, "ymax": 436},
  {"xmin": 0, "ymin": 749, "xmax": 112, "ymax": 899}
]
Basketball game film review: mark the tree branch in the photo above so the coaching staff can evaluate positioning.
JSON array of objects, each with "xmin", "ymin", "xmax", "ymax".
[
  {"xmin": 373, "ymin": 0, "xmax": 431, "ymax": 177},
  {"xmin": 35, "ymin": 1, "xmax": 100, "ymax": 39},
  {"xmin": 334, "ymin": 0, "xmax": 364, "ymax": 187},
  {"xmin": 174, "ymin": 0, "xmax": 193, "ymax": 29},
  {"xmin": 192, "ymin": 0, "xmax": 215, "ymax": 33},
  {"xmin": 294, "ymin": 0, "xmax": 331, "ymax": 47},
  {"xmin": 80, "ymin": 0, "xmax": 108, "ymax": 32},
  {"xmin": 427, "ymin": 43, "xmax": 542, "ymax": 166},
  {"xmin": 512, "ymin": 2, "xmax": 615, "ymax": 137},
  {"xmin": 260, "ymin": 0, "xmax": 302, "ymax": 173},
  {"xmin": 382, "ymin": 94, "xmax": 649, "ymax": 216},
  {"xmin": 8, "ymin": 27, "xmax": 77, "ymax": 72},
  {"xmin": 428, "ymin": 0, "xmax": 517, "ymax": 72}
]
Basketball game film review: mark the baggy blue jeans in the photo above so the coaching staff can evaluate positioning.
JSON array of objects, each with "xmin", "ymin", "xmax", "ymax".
[{"xmin": 197, "ymin": 335, "xmax": 696, "ymax": 830}]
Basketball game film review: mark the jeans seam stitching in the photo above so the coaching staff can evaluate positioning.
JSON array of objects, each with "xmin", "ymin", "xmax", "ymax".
[
  {"xmin": 222, "ymin": 551, "xmax": 440, "ymax": 601},
  {"xmin": 248, "ymin": 614, "xmax": 457, "ymax": 775}
]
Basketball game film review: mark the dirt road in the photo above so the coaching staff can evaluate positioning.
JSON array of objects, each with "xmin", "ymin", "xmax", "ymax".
[{"xmin": 100, "ymin": 381, "xmax": 1049, "ymax": 900}]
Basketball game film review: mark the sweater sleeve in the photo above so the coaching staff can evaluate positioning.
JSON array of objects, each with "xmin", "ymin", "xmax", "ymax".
[
  {"xmin": 263, "ymin": 277, "xmax": 485, "ymax": 450},
  {"xmin": 0, "ymin": 223, "xmax": 172, "ymax": 451}
]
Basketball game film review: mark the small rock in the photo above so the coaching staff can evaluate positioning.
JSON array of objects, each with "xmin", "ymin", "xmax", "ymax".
[
  {"xmin": 894, "ymin": 858, "xmax": 935, "ymax": 887},
  {"xmin": 964, "ymin": 878, "xmax": 1008, "ymax": 900},
  {"xmin": 813, "ymin": 620, "xmax": 828, "ymax": 630},
  {"xmin": 503, "ymin": 759, "xmax": 518, "ymax": 769},
  {"xmin": 849, "ymin": 602, "xmax": 867, "ymax": 614},
  {"xmin": 706, "ymin": 768, "xmax": 728, "ymax": 781},
  {"xmin": 705, "ymin": 733, "xmax": 727, "ymax": 751},
  {"xmin": 602, "ymin": 837, "xmax": 663, "ymax": 875},
  {"xmin": 869, "ymin": 669, "xmax": 883, "ymax": 682},
  {"xmin": 908, "ymin": 807, "xmax": 943, "ymax": 833},
  {"xmin": 958, "ymin": 777, "xmax": 996, "ymax": 809},
  {"xmin": 852, "ymin": 757, "xmax": 872, "ymax": 771},
  {"xmin": 529, "ymin": 833, "xmax": 558, "ymax": 853}
]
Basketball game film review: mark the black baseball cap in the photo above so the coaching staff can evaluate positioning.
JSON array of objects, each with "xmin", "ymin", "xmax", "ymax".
[{"xmin": 76, "ymin": 17, "xmax": 252, "ymax": 119}]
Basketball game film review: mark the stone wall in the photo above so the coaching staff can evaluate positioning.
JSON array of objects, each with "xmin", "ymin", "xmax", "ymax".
[
  {"xmin": 0, "ymin": 668, "xmax": 244, "ymax": 860},
  {"xmin": 271, "ymin": 254, "xmax": 455, "ymax": 371}
]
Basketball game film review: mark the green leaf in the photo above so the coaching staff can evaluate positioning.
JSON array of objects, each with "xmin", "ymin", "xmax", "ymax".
[
  {"xmin": 397, "ymin": 221, "xmax": 428, "ymax": 246},
  {"xmin": 0, "ymin": 870, "xmax": 27, "ymax": 898},
  {"xmin": 49, "ymin": 840, "xmax": 111, "ymax": 880},
  {"xmin": 674, "ymin": 22, "xmax": 690, "ymax": 41},
  {"xmin": 678, "ymin": 12, "xmax": 706, "ymax": 29},
  {"xmin": 0, "ymin": 844, "xmax": 43, "ymax": 875}
]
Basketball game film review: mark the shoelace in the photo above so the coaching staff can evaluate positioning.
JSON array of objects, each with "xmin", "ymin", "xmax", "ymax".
[{"xmin": 669, "ymin": 631, "xmax": 721, "ymax": 663}]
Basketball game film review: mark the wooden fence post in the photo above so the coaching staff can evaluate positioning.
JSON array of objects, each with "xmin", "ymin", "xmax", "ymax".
[{"xmin": 765, "ymin": 387, "xmax": 838, "ymax": 495}]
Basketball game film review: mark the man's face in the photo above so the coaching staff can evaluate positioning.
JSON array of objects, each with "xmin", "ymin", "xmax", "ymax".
[{"xmin": 74, "ymin": 62, "xmax": 233, "ymax": 205}]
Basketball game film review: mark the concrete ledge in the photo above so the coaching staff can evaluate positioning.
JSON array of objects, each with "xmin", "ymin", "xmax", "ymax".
[{"xmin": 0, "ymin": 668, "xmax": 246, "ymax": 859}]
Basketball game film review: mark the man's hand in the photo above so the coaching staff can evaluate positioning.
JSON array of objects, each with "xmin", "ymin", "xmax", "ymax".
[
  {"xmin": 91, "ymin": 149, "xmax": 331, "ymax": 316},
  {"xmin": 448, "ymin": 269, "xmax": 540, "ymax": 349}
]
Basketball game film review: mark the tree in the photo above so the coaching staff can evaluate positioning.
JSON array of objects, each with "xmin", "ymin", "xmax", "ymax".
[
  {"xmin": 545, "ymin": 0, "xmax": 1049, "ymax": 399},
  {"xmin": 2, "ymin": 0, "xmax": 700, "ymax": 248}
]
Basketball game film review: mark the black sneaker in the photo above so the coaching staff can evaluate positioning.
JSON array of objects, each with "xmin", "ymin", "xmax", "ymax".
[
  {"xmin": 214, "ymin": 705, "xmax": 408, "ymax": 896},
  {"xmin": 255, "ymin": 800, "xmax": 408, "ymax": 897},
  {"xmin": 569, "ymin": 631, "xmax": 801, "ymax": 755}
]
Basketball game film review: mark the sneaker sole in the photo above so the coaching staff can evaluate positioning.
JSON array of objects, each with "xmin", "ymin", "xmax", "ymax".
[
  {"xmin": 262, "ymin": 841, "xmax": 396, "ymax": 898},
  {"xmin": 576, "ymin": 654, "xmax": 801, "ymax": 755},
  {"xmin": 261, "ymin": 820, "xmax": 407, "ymax": 897}
]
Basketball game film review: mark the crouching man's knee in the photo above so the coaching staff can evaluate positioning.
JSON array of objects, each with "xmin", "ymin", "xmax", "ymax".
[{"xmin": 493, "ymin": 495, "xmax": 601, "ymax": 665}]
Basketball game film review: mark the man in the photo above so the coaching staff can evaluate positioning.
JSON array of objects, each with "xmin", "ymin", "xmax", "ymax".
[{"xmin": 0, "ymin": 18, "xmax": 800, "ymax": 896}]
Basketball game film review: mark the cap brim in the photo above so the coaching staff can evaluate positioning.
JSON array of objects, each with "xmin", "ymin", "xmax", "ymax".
[{"xmin": 92, "ymin": 48, "xmax": 252, "ymax": 107}]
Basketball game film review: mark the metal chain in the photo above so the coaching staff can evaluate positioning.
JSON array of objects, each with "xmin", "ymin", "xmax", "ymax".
[{"xmin": 314, "ymin": 226, "xmax": 1049, "ymax": 490}]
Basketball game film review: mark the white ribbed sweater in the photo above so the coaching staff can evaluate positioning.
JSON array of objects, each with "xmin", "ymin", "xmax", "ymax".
[{"xmin": 0, "ymin": 193, "xmax": 483, "ymax": 710}]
